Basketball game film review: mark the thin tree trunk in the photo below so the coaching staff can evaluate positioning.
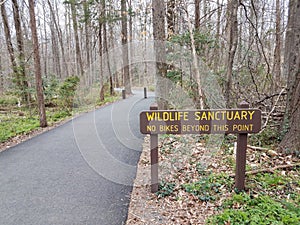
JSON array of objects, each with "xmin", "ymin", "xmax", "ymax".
[
  {"xmin": 12, "ymin": 0, "xmax": 30, "ymax": 103},
  {"xmin": 98, "ymin": 2, "xmax": 105, "ymax": 102},
  {"xmin": 225, "ymin": 0, "xmax": 239, "ymax": 108},
  {"xmin": 184, "ymin": 0, "xmax": 204, "ymax": 109},
  {"xmin": 70, "ymin": 1, "xmax": 85, "ymax": 83},
  {"xmin": 42, "ymin": 4, "xmax": 48, "ymax": 78},
  {"xmin": 47, "ymin": 0, "xmax": 69, "ymax": 78},
  {"xmin": 1, "ymin": 3, "xmax": 20, "ymax": 89},
  {"xmin": 195, "ymin": 0, "xmax": 200, "ymax": 30},
  {"xmin": 29, "ymin": 0, "xmax": 47, "ymax": 127},
  {"xmin": 167, "ymin": 0, "xmax": 175, "ymax": 38},
  {"xmin": 103, "ymin": 22, "xmax": 113, "ymax": 96},
  {"xmin": 83, "ymin": 0, "xmax": 91, "ymax": 69},
  {"xmin": 0, "ymin": 54, "xmax": 3, "ymax": 94},
  {"xmin": 272, "ymin": 0, "xmax": 282, "ymax": 91},
  {"xmin": 121, "ymin": 0, "xmax": 131, "ymax": 94}
]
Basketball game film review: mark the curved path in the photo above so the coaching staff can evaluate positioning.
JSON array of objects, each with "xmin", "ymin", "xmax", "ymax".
[{"xmin": 0, "ymin": 90, "xmax": 154, "ymax": 225}]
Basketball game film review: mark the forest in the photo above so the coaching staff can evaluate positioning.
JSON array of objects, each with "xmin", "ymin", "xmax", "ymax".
[
  {"xmin": 0, "ymin": 0, "xmax": 299, "ymax": 151},
  {"xmin": 0, "ymin": 0, "xmax": 299, "ymax": 224}
]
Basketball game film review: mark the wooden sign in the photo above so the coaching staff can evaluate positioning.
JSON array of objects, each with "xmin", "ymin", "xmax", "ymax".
[
  {"xmin": 140, "ymin": 102, "xmax": 262, "ymax": 193},
  {"xmin": 140, "ymin": 109, "xmax": 261, "ymax": 135}
]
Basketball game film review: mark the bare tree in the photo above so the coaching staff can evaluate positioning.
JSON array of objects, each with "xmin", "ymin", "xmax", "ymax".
[
  {"xmin": 29, "ymin": 0, "xmax": 47, "ymax": 127},
  {"xmin": 70, "ymin": 0, "xmax": 84, "ymax": 82}
]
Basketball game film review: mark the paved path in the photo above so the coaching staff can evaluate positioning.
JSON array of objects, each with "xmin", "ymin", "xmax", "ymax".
[{"xmin": 0, "ymin": 90, "xmax": 154, "ymax": 225}]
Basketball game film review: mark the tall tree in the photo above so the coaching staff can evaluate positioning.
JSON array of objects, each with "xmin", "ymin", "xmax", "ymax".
[
  {"xmin": 224, "ymin": 0, "xmax": 239, "ymax": 108},
  {"xmin": 272, "ymin": 0, "xmax": 282, "ymax": 90},
  {"xmin": 152, "ymin": 0, "xmax": 167, "ymax": 109},
  {"xmin": 29, "ymin": 0, "xmax": 47, "ymax": 127},
  {"xmin": 69, "ymin": 0, "xmax": 84, "ymax": 82},
  {"xmin": 280, "ymin": 0, "xmax": 300, "ymax": 152},
  {"xmin": 121, "ymin": 0, "xmax": 132, "ymax": 94},
  {"xmin": 47, "ymin": 0, "xmax": 69, "ymax": 78},
  {"xmin": 1, "ymin": 1, "xmax": 29, "ymax": 103},
  {"xmin": 11, "ymin": 0, "xmax": 30, "ymax": 103}
]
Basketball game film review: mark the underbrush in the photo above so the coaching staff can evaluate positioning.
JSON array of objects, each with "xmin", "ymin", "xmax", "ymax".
[
  {"xmin": 0, "ymin": 88, "xmax": 120, "ymax": 143},
  {"xmin": 153, "ymin": 134, "xmax": 300, "ymax": 224}
]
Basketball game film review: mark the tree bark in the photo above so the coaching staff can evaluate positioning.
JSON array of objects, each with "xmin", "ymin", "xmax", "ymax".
[
  {"xmin": 98, "ymin": 1, "xmax": 105, "ymax": 101},
  {"xmin": 167, "ymin": 0, "xmax": 175, "ymax": 38},
  {"xmin": 70, "ymin": 0, "xmax": 85, "ymax": 83},
  {"xmin": 280, "ymin": 0, "xmax": 300, "ymax": 152},
  {"xmin": 121, "ymin": 0, "xmax": 132, "ymax": 94},
  {"xmin": 47, "ymin": 0, "xmax": 69, "ymax": 78},
  {"xmin": 1, "ymin": 2, "xmax": 18, "ymax": 78},
  {"xmin": 225, "ymin": 0, "xmax": 239, "ymax": 108},
  {"xmin": 11, "ymin": 0, "xmax": 30, "ymax": 104},
  {"xmin": 272, "ymin": 0, "xmax": 282, "ymax": 91},
  {"xmin": 195, "ymin": 0, "xmax": 200, "ymax": 30},
  {"xmin": 29, "ymin": 0, "xmax": 47, "ymax": 127},
  {"xmin": 0, "ymin": 54, "xmax": 3, "ymax": 94},
  {"xmin": 153, "ymin": 0, "xmax": 168, "ymax": 109}
]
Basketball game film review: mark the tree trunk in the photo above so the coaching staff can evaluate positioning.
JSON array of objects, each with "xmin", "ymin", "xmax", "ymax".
[
  {"xmin": 98, "ymin": 2, "xmax": 105, "ymax": 102},
  {"xmin": 195, "ymin": 0, "xmax": 200, "ymax": 30},
  {"xmin": 272, "ymin": 0, "xmax": 282, "ymax": 91},
  {"xmin": 103, "ymin": 22, "xmax": 113, "ymax": 96},
  {"xmin": 121, "ymin": 0, "xmax": 132, "ymax": 94},
  {"xmin": 1, "ymin": 3, "xmax": 19, "ymax": 79},
  {"xmin": 1, "ymin": 1, "xmax": 29, "ymax": 103},
  {"xmin": 0, "ymin": 54, "xmax": 3, "ymax": 94},
  {"xmin": 70, "ymin": 0, "xmax": 85, "ymax": 83},
  {"xmin": 153, "ymin": 0, "xmax": 168, "ymax": 109},
  {"xmin": 280, "ymin": 0, "xmax": 300, "ymax": 152},
  {"xmin": 225, "ymin": 0, "xmax": 239, "ymax": 108},
  {"xmin": 167, "ymin": 0, "xmax": 175, "ymax": 38},
  {"xmin": 47, "ymin": 0, "xmax": 69, "ymax": 78},
  {"xmin": 29, "ymin": 0, "xmax": 47, "ymax": 128}
]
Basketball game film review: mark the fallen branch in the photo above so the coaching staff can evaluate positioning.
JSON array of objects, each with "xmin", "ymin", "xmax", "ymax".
[
  {"xmin": 229, "ymin": 162, "xmax": 300, "ymax": 177},
  {"xmin": 255, "ymin": 91, "xmax": 287, "ymax": 105},
  {"xmin": 247, "ymin": 145, "xmax": 278, "ymax": 156},
  {"xmin": 260, "ymin": 88, "xmax": 286, "ymax": 132},
  {"xmin": 247, "ymin": 145, "xmax": 269, "ymax": 151}
]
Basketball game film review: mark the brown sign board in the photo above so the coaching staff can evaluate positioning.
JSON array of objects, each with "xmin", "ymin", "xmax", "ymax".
[{"xmin": 140, "ymin": 109, "xmax": 261, "ymax": 135}]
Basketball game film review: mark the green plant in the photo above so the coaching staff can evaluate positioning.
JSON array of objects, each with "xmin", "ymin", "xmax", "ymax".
[
  {"xmin": 0, "ymin": 95, "xmax": 19, "ymax": 106},
  {"xmin": 0, "ymin": 116, "xmax": 40, "ymax": 142},
  {"xmin": 183, "ymin": 173, "xmax": 233, "ymax": 201},
  {"xmin": 250, "ymin": 126, "xmax": 280, "ymax": 147},
  {"xmin": 43, "ymin": 75, "xmax": 59, "ymax": 104},
  {"xmin": 58, "ymin": 76, "xmax": 80, "ymax": 109},
  {"xmin": 156, "ymin": 181, "xmax": 176, "ymax": 198},
  {"xmin": 207, "ymin": 194, "xmax": 300, "ymax": 225}
]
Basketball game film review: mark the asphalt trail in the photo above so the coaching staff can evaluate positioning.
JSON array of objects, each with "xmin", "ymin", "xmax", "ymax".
[{"xmin": 0, "ymin": 90, "xmax": 154, "ymax": 225}]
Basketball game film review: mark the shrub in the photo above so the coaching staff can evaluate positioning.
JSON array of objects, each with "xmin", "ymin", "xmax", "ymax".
[{"xmin": 58, "ymin": 76, "xmax": 80, "ymax": 109}]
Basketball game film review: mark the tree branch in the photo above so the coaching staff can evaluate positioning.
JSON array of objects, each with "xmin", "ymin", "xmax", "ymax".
[{"xmin": 229, "ymin": 162, "xmax": 300, "ymax": 177}]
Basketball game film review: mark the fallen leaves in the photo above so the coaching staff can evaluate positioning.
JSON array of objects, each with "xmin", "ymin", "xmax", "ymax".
[{"xmin": 127, "ymin": 134, "xmax": 300, "ymax": 225}]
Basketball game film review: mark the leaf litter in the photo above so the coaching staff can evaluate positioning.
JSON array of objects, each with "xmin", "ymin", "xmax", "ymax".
[{"xmin": 126, "ymin": 134, "xmax": 300, "ymax": 225}]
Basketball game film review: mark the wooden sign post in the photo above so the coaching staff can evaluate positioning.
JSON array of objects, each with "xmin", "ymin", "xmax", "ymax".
[
  {"xmin": 150, "ymin": 104, "xmax": 158, "ymax": 192},
  {"xmin": 140, "ymin": 102, "xmax": 261, "ymax": 193},
  {"xmin": 235, "ymin": 101, "xmax": 249, "ymax": 190}
]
